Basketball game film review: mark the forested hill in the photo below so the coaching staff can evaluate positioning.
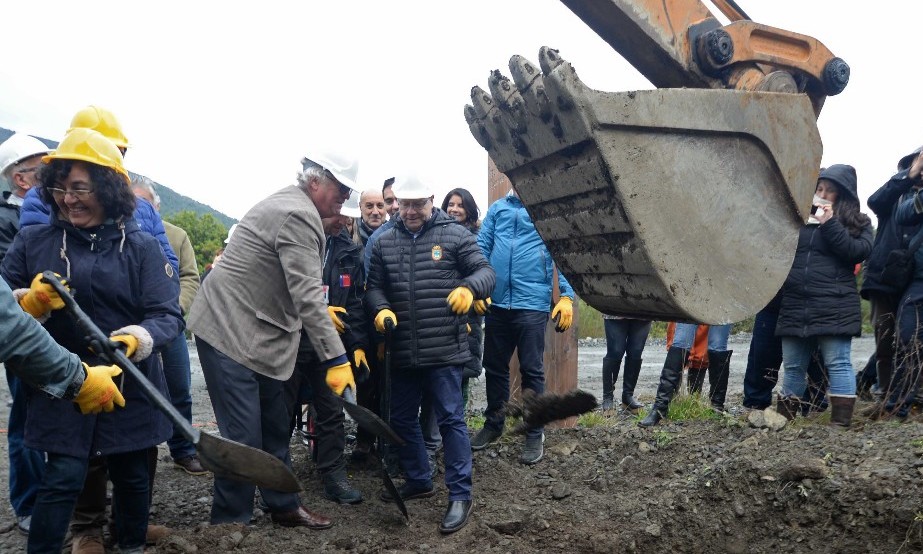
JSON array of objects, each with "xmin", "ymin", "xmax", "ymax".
[{"xmin": 0, "ymin": 127, "xmax": 237, "ymax": 228}]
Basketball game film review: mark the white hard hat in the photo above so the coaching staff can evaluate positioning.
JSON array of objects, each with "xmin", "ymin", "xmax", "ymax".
[
  {"xmin": 0, "ymin": 133, "xmax": 50, "ymax": 178},
  {"xmin": 340, "ymin": 191, "xmax": 361, "ymax": 218},
  {"xmin": 224, "ymin": 223, "xmax": 238, "ymax": 244},
  {"xmin": 302, "ymin": 148, "xmax": 360, "ymax": 192},
  {"xmin": 391, "ymin": 172, "xmax": 433, "ymax": 200}
]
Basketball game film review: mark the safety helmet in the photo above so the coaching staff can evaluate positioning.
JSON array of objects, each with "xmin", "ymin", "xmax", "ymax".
[
  {"xmin": 0, "ymin": 133, "xmax": 50, "ymax": 178},
  {"xmin": 340, "ymin": 191, "xmax": 361, "ymax": 218},
  {"xmin": 42, "ymin": 128, "xmax": 130, "ymax": 184},
  {"xmin": 224, "ymin": 223, "xmax": 238, "ymax": 244},
  {"xmin": 302, "ymin": 148, "xmax": 360, "ymax": 192},
  {"xmin": 391, "ymin": 172, "xmax": 433, "ymax": 200},
  {"xmin": 68, "ymin": 105, "xmax": 130, "ymax": 149}
]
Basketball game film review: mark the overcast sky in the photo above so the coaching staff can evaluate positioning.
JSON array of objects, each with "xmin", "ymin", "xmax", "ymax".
[{"xmin": 1, "ymin": 1, "xmax": 920, "ymax": 223}]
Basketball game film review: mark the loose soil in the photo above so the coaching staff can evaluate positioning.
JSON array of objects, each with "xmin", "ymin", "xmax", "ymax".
[{"xmin": 2, "ymin": 336, "xmax": 922, "ymax": 553}]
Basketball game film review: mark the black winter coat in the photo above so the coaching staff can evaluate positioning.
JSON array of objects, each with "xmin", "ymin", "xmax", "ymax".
[
  {"xmin": 775, "ymin": 219, "xmax": 873, "ymax": 338},
  {"xmin": 365, "ymin": 209, "xmax": 496, "ymax": 370},
  {"xmin": 297, "ymin": 228, "xmax": 368, "ymax": 364},
  {"xmin": 0, "ymin": 192, "xmax": 20, "ymax": 263},
  {"xmin": 861, "ymin": 169, "xmax": 922, "ymax": 298}
]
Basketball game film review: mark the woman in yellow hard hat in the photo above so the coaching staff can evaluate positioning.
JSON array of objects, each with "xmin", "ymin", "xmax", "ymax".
[{"xmin": 0, "ymin": 127, "xmax": 183, "ymax": 554}]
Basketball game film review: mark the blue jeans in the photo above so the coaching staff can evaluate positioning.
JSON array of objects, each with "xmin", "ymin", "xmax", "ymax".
[
  {"xmin": 6, "ymin": 371, "xmax": 44, "ymax": 518},
  {"xmin": 28, "ymin": 450, "xmax": 150, "ymax": 554},
  {"xmin": 390, "ymin": 365, "xmax": 471, "ymax": 500},
  {"xmin": 160, "ymin": 333, "xmax": 196, "ymax": 460},
  {"xmin": 781, "ymin": 336, "xmax": 855, "ymax": 397},
  {"xmin": 603, "ymin": 319, "xmax": 651, "ymax": 361},
  {"xmin": 483, "ymin": 308, "xmax": 548, "ymax": 439},
  {"xmin": 672, "ymin": 323, "xmax": 731, "ymax": 351}
]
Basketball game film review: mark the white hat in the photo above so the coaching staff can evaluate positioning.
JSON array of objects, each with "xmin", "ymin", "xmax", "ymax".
[
  {"xmin": 0, "ymin": 133, "xmax": 50, "ymax": 178},
  {"xmin": 391, "ymin": 172, "xmax": 433, "ymax": 200},
  {"xmin": 340, "ymin": 191, "xmax": 361, "ymax": 218},
  {"xmin": 224, "ymin": 223, "xmax": 238, "ymax": 244},
  {"xmin": 302, "ymin": 148, "xmax": 360, "ymax": 192}
]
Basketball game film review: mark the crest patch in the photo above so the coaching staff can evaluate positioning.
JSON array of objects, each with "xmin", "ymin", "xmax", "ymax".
[
  {"xmin": 165, "ymin": 263, "xmax": 174, "ymax": 278},
  {"xmin": 432, "ymin": 245, "xmax": 443, "ymax": 261}
]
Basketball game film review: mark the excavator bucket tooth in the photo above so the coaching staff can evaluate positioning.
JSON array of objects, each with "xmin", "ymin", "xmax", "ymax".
[{"xmin": 467, "ymin": 48, "xmax": 821, "ymax": 324}]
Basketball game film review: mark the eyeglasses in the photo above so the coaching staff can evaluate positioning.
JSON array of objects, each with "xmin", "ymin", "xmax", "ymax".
[
  {"xmin": 47, "ymin": 187, "xmax": 95, "ymax": 200},
  {"xmin": 17, "ymin": 166, "xmax": 40, "ymax": 175},
  {"xmin": 398, "ymin": 199, "xmax": 430, "ymax": 212},
  {"xmin": 324, "ymin": 172, "xmax": 352, "ymax": 196}
]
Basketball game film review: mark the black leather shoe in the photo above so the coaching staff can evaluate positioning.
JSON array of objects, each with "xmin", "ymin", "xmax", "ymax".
[
  {"xmin": 379, "ymin": 481, "xmax": 435, "ymax": 503},
  {"xmin": 439, "ymin": 499, "xmax": 473, "ymax": 534},
  {"xmin": 271, "ymin": 506, "xmax": 333, "ymax": 530},
  {"xmin": 638, "ymin": 406, "xmax": 665, "ymax": 427}
]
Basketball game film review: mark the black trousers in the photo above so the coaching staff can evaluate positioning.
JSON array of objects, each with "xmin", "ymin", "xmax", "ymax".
[{"xmin": 284, "ymin": 358, "xmax": 347, "ymax": 475}]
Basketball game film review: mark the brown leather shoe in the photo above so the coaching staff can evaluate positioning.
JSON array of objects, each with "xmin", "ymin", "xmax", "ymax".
[
  {"xmin": 271, "ymin": 506, "xmax": 333, "ymax": 530},
  {"xmin": 174, "ymin": 455, "xmax": 209, "ymax": 476},
  {"xmin": 146, "ymin": 523, "xmax": 172, "ymax": 544},
  {"xmin": 71, "ymin": 533, "xmax": 105, "ymax": 554}
]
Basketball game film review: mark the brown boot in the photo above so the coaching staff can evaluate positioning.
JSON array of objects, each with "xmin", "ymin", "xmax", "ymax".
[
  {"xmin": 71, "ymin": 533, "xmax": 105, "ymax": 554},
  {"xmin": 775, "ymin": 395, "xmax": 800, "ymax": 421},
  {"xmin": 829, "ymin": 394, "xmax": 856, "ymax": 427},
  {"xmin": 146, "ymin": 524, "xmax": 172, "ymax": 544}
]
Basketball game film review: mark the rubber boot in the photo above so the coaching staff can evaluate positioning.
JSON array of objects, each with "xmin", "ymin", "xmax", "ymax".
[
  {"xmin": 601, "ymin": 358, "xmax": 620, "ymax": 411},
  {"xmin": 621, "ymin": 358, "xmax": 644, "ymax": 413},
  {"xmin": 829, "ymin": 394, "xmax": 856, "ymax": 427},
  {"xmin": 639, "ymin": 347, "xmax": 687, "ymax": 427},
  {"xmin": 686, "ymin": 368, "xmax": 706, "ymax": 395},
  {"xmin": 775, "ymin": 394, "xmax": 800, "ymax": 421},
  {"xmin": 706, "ymin": 350, "xmax": 733, "ymax": 411}
]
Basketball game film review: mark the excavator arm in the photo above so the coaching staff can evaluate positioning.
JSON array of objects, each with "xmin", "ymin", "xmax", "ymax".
[{"xmin": 465, "ymin": 0, "xmax": 847, "ymax": 324}]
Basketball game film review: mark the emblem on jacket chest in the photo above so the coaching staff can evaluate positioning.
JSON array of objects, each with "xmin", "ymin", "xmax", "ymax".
[{"xmin": 432, "ymin": 245, "xmax": 443, "ymax": 261}]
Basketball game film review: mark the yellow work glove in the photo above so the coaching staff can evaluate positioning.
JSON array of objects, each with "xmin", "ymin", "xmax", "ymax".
[
  {"xmin": 74, "ymin": 363, "xmax": 126, "ymax": 415},
  {"xmin": 447, "ymin": 286, "xmax": 474, "ymax": 315},
  {"xmin": 551, "ymin": 297, "xmax": 574, "ymax": 332},
  {"xmin": 325, "ymin": 361, "xmax": 356, "ymax": 396},
  {"xmin": 466, "ymin": 323, "xmax": 472, "ymax": 334},
  {"xmin": 473, "ymin": 298, "xmax": 491, "ymax": 315},
  {"xmin": 353, "ymin": 348, "xmax": 371, "ymax": 383},
  {"xmin": 19, "ymin": 273, "xmax": 68, "ymax": 318},
  {"xmin": 327, "ymin": 306, "xmax": 348, "ymax": 334},
  {"xmin": 110, "ymin": 334, "xmax": 139, "ymax": 358},
  {"xmin": 375, "ymin": 309, "xmax": 397, "ymax": 333}
]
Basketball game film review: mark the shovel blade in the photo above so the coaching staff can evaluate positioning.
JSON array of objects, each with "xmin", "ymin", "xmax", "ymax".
[{"xmin": 196, "ymin": 431, "xmax": 302, "ymax": 493}]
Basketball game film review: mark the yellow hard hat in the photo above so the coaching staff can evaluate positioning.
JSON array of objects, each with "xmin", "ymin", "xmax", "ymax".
[
  {"xmin": 68, "ymin": 105, "xmax": 129, "ymax": 149},
  {"xmin": 43, "ymin": 128, "xmax": 130, "ymax": 184}
]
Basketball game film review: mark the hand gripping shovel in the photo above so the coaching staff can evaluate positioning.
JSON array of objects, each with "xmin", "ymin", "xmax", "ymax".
[{"xmin": 42, "ymin": 271, "xmax": 302, "ymax": 493}]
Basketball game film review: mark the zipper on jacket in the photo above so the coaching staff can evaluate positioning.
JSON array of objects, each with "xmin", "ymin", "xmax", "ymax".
[
  {"xmin": 802, "ymin": 227, "xmax": 817, "ymax": 336},
  {"xmin": 507, "ymin": 207, "xmax": 518, "ymax": 310},
  {"xmin": 409, "ymin": 236, "xmax": 418, "ymax": 367}
]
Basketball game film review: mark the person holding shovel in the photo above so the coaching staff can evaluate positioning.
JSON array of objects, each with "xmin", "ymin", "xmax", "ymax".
[
  {"xmin": 365, "ymin": 173, "xmax": 495, "ymax": 534},
  {"xmin": 187, "ymin": 148, "xmax": 360, "ymax": 529},
  {"xmin": 0, "ymin": 128, "xmax": 184, "ymax": 554}
]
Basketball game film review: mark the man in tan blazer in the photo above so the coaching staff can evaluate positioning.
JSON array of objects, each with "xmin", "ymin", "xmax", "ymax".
[{"xmin": 188, "ymin": 149, "xmax": 360, "ymax": 529}]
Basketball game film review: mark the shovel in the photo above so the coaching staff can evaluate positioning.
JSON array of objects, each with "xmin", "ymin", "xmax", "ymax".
[
  {"xmin": 377, "ymin": 319, "xmax": 408, "ymax": 520},
  {"xmin": 41, "ymin": 271, "xmax": 302, "ymax": 493}
]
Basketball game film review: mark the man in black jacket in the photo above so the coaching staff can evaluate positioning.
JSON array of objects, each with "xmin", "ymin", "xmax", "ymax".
[
  {"xmin": 286, "ymin": 211, "xmax": 369, "ymax": 504},
  {"xmin": 859, "ymin": 146, "xmax": 923, "ymax": 400},
  {"xmin": 365, "ymin": 173, "xmax": 495, "ymax": 535}
]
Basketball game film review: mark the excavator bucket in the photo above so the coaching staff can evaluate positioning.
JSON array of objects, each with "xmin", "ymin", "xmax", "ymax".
[{"xmin": 465, "ymin": 47, "xmax": 821, "ymax": 324}]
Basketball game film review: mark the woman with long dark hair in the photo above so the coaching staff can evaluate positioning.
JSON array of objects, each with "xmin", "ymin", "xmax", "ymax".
[
  {"xmin": 442, "ymin": 187, "xmax": 480, "ymax": 232},
  {"xmin": 1, "ymin": 128, "xmax": 183, "ymax": 553},
  {"xmin": 774, "ymin": 164, "xmax": 873, "ymax": 426}
]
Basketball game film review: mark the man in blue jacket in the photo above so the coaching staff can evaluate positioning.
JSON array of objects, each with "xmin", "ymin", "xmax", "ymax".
[{"xmin": 471, "ymin": 187, "xmax": 575, "ymax": 465}]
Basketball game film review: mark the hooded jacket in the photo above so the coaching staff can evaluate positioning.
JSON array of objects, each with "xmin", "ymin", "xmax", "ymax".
[
  {"xmin": 365, "ymin": 209, "xmax": 496, "ymax": 370},
  {"xmin": 19, "ymin": 186, "xmax": 179, "ymax": 273},
  {"xmin": 775, "ymin": 166, "xmax": 873, "ymax": 338},
  {"xmin": 478, "ymin": 193, "xmax": 574, "ymax": 312},
  {"xmin": 0, "ymin": 216, "xmax": 183, "ymax": 457}
]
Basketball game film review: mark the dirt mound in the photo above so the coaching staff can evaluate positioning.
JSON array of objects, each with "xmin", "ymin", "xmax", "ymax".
[{"xmin": 4, "ymin": 407, "xmax": 920, "ymax": 553}]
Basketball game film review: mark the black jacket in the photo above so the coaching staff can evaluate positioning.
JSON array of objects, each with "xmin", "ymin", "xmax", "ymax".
[
  {"xmin": 365, "ymin": 209, "xmax": 495, "ymax": 370},
  {"xmin": 297, "ymin": 228, "xmax": 368, "ymax": 363},
  {"xmin": 0, "ymin": 192, "xmax": 20, "ymax": 263},
  {"xmin": 775, "ymin": 219, "xmax": 873, "ymax": 338},
  {"xmin": 861, "ymin": 168, "xmax": 922, "ymax": 298}
]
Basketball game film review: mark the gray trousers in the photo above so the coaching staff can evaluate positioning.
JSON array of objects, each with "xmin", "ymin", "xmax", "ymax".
[{"xmin": 195, "ymin": 337, "xmax": 300, "ymax": 524}]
